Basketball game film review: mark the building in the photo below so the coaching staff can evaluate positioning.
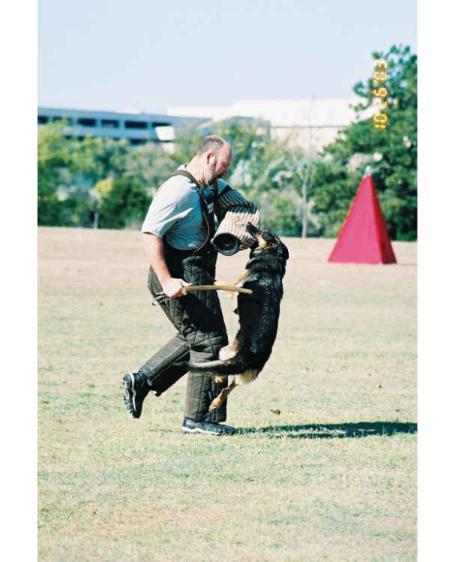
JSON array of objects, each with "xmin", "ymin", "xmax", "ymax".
[
  {"xmin": 39, "ymin": 99, "xmax": 368, "ymax": 155},
  {"xmin": 168, "ymin": 98, "xmax": 362, "ymax": 156},
  {"xmin": 37, "ymin": 107, "xmax": 208, "ymax": 145}
]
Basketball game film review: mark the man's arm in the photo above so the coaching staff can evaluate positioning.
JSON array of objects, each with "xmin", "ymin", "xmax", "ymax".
[{"xmin": 142, "ymin": 233, "xmax": 190, "ymax": 298}]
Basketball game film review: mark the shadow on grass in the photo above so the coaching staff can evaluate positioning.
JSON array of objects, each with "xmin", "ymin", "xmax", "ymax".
[{"xmin": 238, "ymin": 421, "xmax": 417, "ymax": 439}]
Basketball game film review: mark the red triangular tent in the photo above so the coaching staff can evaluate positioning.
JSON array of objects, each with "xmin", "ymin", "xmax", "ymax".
[{"xmin": 328, "ymin": 172, "xmax": 396, "ymax": 264}]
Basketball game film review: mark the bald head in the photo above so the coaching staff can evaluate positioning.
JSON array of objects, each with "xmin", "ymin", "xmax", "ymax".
[
  {"xmin": 195, "ymin": 135, "xmax": 231, "ymax": 157},
  {"xmin": 187, "ymin": 135, "xmax": 232, "ymax": 185}
]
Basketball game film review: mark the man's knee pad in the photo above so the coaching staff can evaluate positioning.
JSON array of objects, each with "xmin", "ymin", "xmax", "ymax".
[{"xmin": 188, "ymin": 332, "xmax": 228, "ymax": 364}]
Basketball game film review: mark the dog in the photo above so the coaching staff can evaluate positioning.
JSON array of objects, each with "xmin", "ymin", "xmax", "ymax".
[{"xmin": 187, "ymin": 223, "xmax": 289, "ymax": 412}]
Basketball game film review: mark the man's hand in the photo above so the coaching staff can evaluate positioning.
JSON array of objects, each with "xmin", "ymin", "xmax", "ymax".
[
  {"xmin": 141, "ymin": 234, "xmax": 192, "ymax": 298},
  {"xmin": 161, "ymin": 277, "xmax": 191, "ymax": 298}
]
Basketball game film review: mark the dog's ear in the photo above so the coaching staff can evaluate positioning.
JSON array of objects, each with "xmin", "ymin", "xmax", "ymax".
[
  {"xmin": 278, "ymin": 240, "xmax": 289, "ymax": 261},
  {"xmin": 246, "ymin": 223, "xmax": 260, "ymax": 237}
]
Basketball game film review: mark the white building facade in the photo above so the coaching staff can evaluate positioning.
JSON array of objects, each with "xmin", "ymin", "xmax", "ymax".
[{"xmin": 168, "ymin": 98, "xmax": 359, "ymax": 156}]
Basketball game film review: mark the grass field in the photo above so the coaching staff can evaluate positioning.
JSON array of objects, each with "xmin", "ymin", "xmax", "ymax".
[{"xmin": 38, "ymin": 227, "xmax": 416, "ymax": 562}]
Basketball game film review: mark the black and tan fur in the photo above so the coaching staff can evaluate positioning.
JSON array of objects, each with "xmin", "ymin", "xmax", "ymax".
[{"xmin": 188, "ymin": 223, "xmax": 289, "ymax": 411}]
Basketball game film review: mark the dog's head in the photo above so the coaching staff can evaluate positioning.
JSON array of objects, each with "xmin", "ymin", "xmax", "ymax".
[{"xmin": 246, "ymin": 223, "xmax": 289, "ymax": 265}]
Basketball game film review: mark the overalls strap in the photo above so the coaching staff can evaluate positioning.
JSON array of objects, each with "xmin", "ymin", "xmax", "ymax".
[{"xmin": 166, "ymin": 169, "xmax": 218, "ymax": 253}]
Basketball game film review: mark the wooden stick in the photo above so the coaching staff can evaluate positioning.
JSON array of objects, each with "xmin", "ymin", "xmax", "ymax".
[{"xmin": 185, "ymin": 284, "xmax": 253, "ymax": 295}]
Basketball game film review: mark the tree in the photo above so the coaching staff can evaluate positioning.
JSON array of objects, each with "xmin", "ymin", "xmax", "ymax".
[
  {"xmin": 123, "ymin": 142, "xmax": 174, "ymax": 198},
  {"xmin": 310, "ymin": 45, "xmax": 417, "ymax": 240},
  {"xmin": 38, "ymin": 123, "xmax": 74, "ymax": 225},
  {"xmin": 168, "ymin": 125, "xmax": 203, "ymax": 168},
  {"xmin": 211, "ymin": 119, "xmax": 315, "ymax": 235},
  {"xmin": 96, "ymin": 177, "xmax": 151, "ymax": 229},
  {"xmin": 70, "ymin": 136, "xmax": 132, "ymax": 192},
  {"xmin": 38, "ymin": 124, "xmax": 157, "ymax": 228}
]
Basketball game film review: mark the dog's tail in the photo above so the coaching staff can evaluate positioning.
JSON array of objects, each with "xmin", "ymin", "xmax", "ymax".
[{"xmin": 176, "ymin": 355, "xmax": 251, "ymax": 377}]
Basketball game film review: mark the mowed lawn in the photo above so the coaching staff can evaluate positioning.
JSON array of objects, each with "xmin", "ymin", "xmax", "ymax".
[{"xmin": 38, "ymin": 227, "xmax": 416, "ymax": 562}]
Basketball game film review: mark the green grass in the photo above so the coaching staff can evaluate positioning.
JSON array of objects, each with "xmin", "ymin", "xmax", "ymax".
[{"xmin": 38, "ymin": 227, "xmax": 416, "ymax": 561}]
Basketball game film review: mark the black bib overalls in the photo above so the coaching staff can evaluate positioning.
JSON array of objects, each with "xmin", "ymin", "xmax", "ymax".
[{"xmin": 138, "ymin": 170, "xmax": 229, "ymax": 422}]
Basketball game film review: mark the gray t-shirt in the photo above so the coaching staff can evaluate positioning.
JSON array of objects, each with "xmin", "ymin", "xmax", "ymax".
[{"xmin": 141, "ymin": 168, "xmax": 228, "ymax": 250}]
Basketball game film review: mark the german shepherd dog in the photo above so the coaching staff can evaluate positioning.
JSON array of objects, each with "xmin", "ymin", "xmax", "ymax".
[{"xmin": 188, "ymin": 223, "xmax": 289, "ymax": 412}]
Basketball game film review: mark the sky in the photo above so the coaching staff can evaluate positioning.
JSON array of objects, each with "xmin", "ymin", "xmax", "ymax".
[{"xmin": 38, "ymin": 0, "xmax": 416, "ymax": 114}]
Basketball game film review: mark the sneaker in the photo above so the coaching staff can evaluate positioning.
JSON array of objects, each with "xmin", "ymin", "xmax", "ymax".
[
  {"xmin": 181, "ymin": 418, "xmax": 236, "ymax": 435},
  {"xmin": 122, "ymin": 372, "xmax": 151, "ymax": 419}
]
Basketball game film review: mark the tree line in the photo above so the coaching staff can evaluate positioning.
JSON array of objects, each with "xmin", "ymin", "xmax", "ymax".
[{"xmin": 38, "ymin": 45, "xmax": 416, "ymax": 240}]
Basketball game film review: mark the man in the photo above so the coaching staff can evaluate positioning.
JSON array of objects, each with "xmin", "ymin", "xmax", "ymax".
[{"xmin": 122, "ymin": 135, "xmax": 260, "ymax": 435}]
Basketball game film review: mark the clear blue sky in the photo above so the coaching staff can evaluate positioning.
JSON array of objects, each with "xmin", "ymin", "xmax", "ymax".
[{"xmin": 38, "ymin": 0, "xmax": 416, "ymax": 113}]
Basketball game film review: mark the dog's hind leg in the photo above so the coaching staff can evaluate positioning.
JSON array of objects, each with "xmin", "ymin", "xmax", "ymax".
[
  {"xmin": 209, "ymin": 368, "xmax": 259, "ymax": 412},
  {"xmin": 209, "ymin": 378, "xmax": 238, "ymax": 412}
]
